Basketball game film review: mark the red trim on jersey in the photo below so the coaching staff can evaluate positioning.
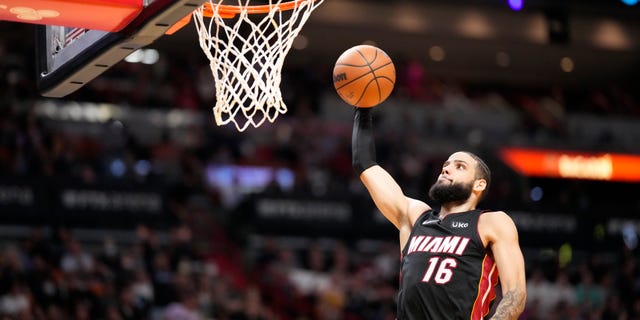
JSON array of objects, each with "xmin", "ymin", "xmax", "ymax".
[{"xmin": 470, "ymin": 255, "xmax": 498, "ymax": 320}]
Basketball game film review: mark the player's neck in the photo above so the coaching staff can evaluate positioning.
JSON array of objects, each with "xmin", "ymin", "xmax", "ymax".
[{"xmin": 439, "ymin": 201, "xmax": 476, "ymax": 219}]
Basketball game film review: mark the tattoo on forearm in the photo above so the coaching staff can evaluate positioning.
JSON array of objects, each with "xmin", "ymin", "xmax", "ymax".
[{"xmin": 490, "ymin": 289, "xmax": 526, "ymax": 320}]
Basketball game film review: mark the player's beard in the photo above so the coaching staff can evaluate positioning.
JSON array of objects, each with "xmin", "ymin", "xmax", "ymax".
[{"xmin": 428, "ymin": 179, "xmax": 474, "ymax": 206}]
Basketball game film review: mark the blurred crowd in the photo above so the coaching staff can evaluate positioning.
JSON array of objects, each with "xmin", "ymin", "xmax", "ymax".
[
  {"xmin": 2, "ymin": 23, "xmax": 640, "ymax": 320},
  {"xmin": 1, "ymin": 223, "xmax": 640, "ymax": 320}
]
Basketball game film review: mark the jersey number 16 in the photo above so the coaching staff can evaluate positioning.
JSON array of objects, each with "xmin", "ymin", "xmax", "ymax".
[{"xmin": 422, "ymin": 257, "xmax": 457, "ymax": 284}]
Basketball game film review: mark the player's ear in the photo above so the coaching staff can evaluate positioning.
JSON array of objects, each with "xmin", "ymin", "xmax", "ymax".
[{"xmin": 473, "ymin": 179, "xmax": 487, "ymax": 193}]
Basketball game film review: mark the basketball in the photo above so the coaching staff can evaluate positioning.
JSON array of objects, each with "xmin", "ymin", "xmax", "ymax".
[{"xmin": 333, "ymin": 45, "xmax": 396, "ymax": 108}]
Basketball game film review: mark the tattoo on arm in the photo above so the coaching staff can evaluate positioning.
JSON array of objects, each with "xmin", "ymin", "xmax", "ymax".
[{"xmin": 490, "ymin": 289, "xmax": 526, "ymax": 320}]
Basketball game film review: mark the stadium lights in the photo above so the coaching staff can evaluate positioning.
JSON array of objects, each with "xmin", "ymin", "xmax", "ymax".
[
  {"xmin": 124, "ymin": 49, "xmax": 160, "ymax": 65},
  {"xmin": 508, "ymin": 0, "xmax": 523, "ymax": 11}
]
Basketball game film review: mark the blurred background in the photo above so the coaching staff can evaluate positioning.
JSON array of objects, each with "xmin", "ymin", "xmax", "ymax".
[{"xmin": 1, "ymin": 0, "xmax": 640, "ymax": 319}]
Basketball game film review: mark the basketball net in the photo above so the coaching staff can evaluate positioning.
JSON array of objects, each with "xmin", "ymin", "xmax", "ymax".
[{"xmin": 193, "ymin": 0, "xmax": 324, "ymax": 132}]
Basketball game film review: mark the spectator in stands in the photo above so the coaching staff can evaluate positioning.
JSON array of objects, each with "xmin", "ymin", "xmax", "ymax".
[
  {"xmin": 526, "ymin": 268, "xmax": 555, "ymax": 316},
  {"xmin": 575, "ymin": 269, "xmax": 605, "ymax": 314},
  {"xmin": 548, "ymin": 270, "xmax": 576, "ymax": 312},
  {"xmin": 163, "ymin": 286, "xmax": 203, "ymax": 320}
]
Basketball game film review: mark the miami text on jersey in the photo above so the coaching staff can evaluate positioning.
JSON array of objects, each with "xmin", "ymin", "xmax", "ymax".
[{"xmin": 406, "ymin": 236, "xmax": 471, "ymax": 256}]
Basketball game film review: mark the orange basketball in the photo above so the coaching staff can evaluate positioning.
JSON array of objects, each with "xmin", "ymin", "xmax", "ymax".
[{"xmin": 333, "ymin": 45, "xmax": 396, "ymax": 108}]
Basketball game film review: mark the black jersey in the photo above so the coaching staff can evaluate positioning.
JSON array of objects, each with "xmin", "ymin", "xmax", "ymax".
[{"xmin": 397, "ymin": 209, "xmax": 498, "ymax": 320}]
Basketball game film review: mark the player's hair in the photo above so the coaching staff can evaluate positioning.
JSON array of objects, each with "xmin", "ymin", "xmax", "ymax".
[{"xmin": 464, "ymin": 151, "xmax": 491, "ymax": 201}]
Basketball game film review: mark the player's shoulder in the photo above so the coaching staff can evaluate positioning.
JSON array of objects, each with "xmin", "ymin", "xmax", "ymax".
[
  {"xmin": 479, "ymin": 210, "xmax": 509, "ymax": 217},
  {"xmin": 478, "ymin": 210, "xmax": 518, "ymax": 228},
  {"xmin": 478, "ymin": 210, "xmax": 519, "ymax": 235},
  {"xmin": 407, "ymin": 197, "xmax": 431, "ymax": 226},
  {"xmin": 477, "ymin": 210, "xmax": 520, "ymax": 245}
]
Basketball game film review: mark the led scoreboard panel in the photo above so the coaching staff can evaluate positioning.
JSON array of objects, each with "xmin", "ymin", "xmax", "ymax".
[{"xmin": 500, "ymin": 147, "xmax": 640, "ymax": 182}]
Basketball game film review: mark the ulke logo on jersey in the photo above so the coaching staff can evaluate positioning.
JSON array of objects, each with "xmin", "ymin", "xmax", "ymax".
[{"xmin": 451, "ymin": 221, "xmax": 469, "ymax": 228}]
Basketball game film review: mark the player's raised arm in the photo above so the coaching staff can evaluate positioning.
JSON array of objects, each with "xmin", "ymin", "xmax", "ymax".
[{"xmin": 352, "ymin": 107, "xmax": 430, "ymax": 243}]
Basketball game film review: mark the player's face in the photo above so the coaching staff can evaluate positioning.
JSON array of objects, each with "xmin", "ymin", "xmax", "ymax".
[{"xmin": 428, "ymin": 152, "xmax": 478, "ymax": 205}]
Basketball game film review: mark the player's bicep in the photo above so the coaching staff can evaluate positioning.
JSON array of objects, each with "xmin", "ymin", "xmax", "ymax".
[
  {"xmin": 493, "ymin": 230, "xmax": 526, "ymax": 292},
  {"xmin": 484, "ymin": 213, "xmax": 527, "ymax": 302},
  {"xmin": 360, "ymin": 165, "xmax": 426, "ymax": 229}
]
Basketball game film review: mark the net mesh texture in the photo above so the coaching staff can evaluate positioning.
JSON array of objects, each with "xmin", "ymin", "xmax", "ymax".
[{"xmin": 193, "ymin": 0, "xmax": 324, "ymax": 131}]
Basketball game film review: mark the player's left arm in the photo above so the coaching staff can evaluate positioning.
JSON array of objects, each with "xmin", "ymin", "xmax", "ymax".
[{"xmin": 479, "ymin": 211, "xmax": 527, "ymax": 320}]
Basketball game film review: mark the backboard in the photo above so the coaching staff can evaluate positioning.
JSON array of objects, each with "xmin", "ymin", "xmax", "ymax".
[
  {"xmin": 23, "ymin": 0, "xmax": 207, "ymax": 97},
  {"xmin": 3, "ymin": 0, "xmax": 325, "ymax": 131}
]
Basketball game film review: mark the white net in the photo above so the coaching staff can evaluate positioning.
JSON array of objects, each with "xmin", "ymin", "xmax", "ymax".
[{"xmin": 193, "ymin": 0, "xmax": 324, "ymax": 132}]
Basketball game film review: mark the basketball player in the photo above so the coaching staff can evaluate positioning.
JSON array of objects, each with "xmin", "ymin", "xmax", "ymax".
[{"xmin": 351, "ymin": 108, "xmax": 526, "ymax": 319}]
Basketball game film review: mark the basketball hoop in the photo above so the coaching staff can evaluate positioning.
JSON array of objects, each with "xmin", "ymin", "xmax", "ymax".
[{"xmin": 193, "ymin": 0, "xmax": 324, "ymax": 131}]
